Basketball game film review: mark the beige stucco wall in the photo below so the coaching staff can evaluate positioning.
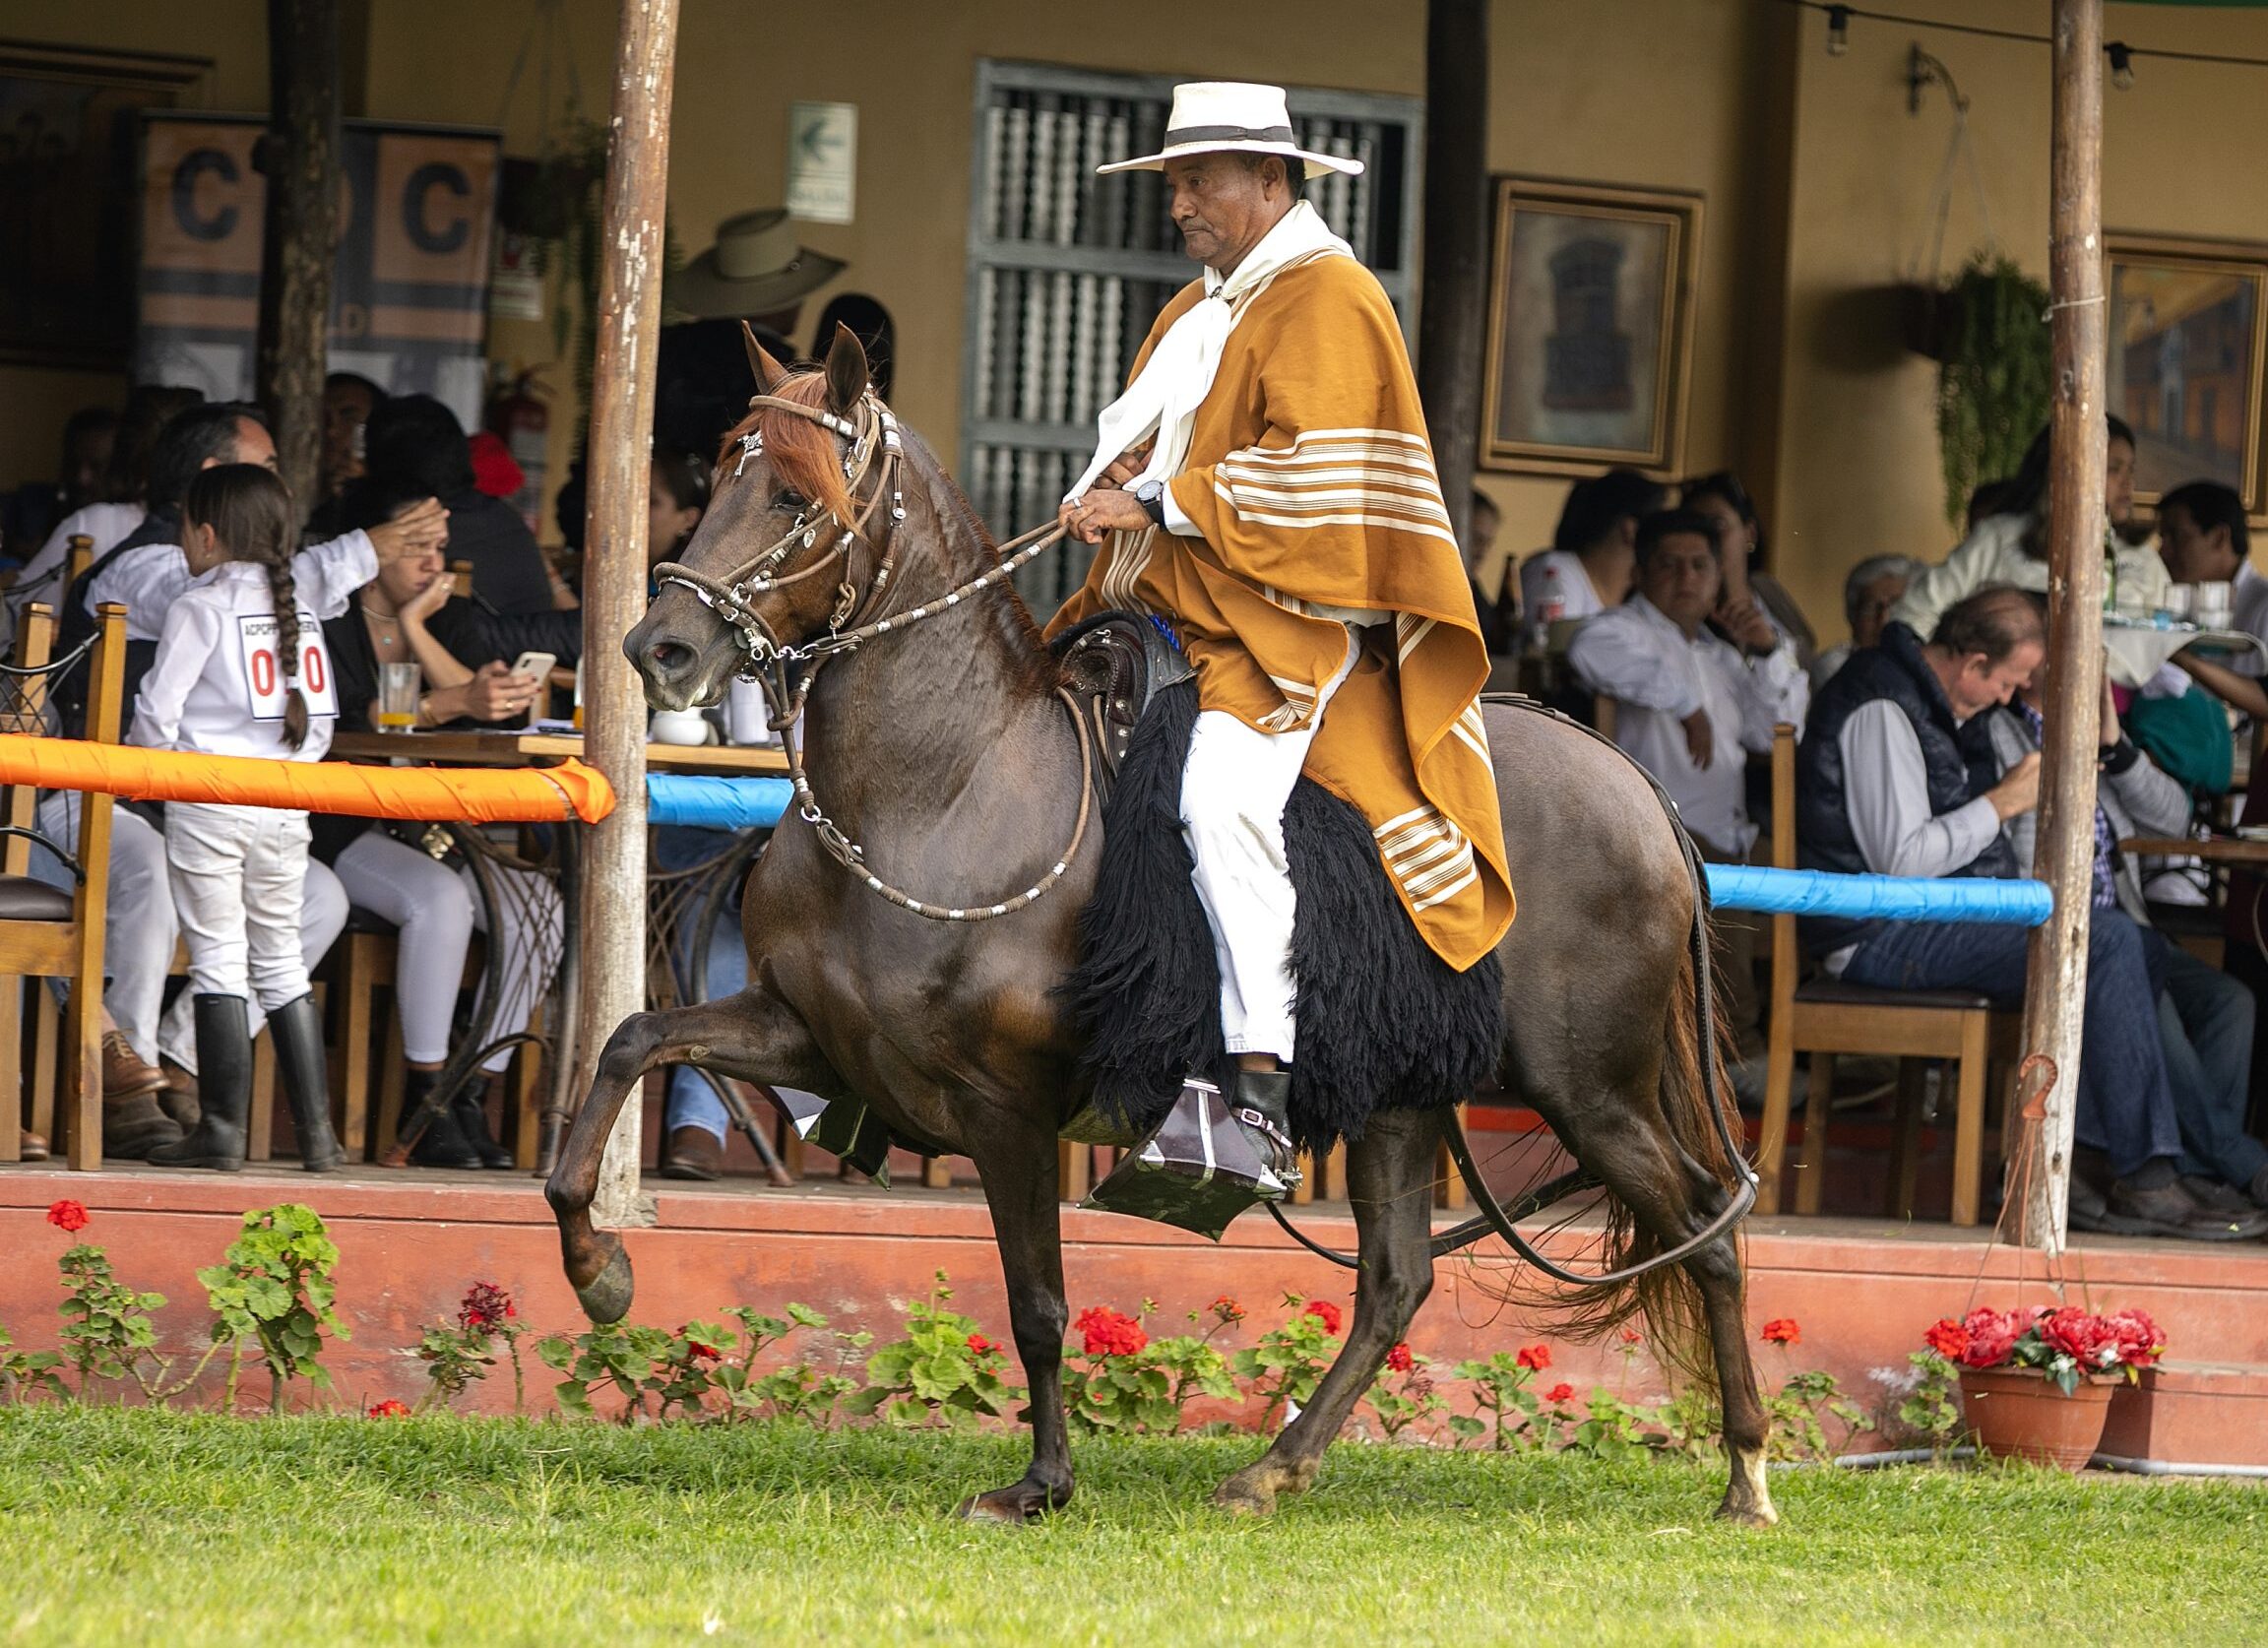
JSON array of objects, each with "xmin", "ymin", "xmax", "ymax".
[{"xmin": 9, "ymin": 0, "xmax": 2268, "ymax": 645}]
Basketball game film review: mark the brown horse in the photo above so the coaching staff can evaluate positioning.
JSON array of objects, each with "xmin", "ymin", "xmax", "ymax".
[{"xmin": 545, "ymin": 328, "xmax": 1776, "ymax": 1526}]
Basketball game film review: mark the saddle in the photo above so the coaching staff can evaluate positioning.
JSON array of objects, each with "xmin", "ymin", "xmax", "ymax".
[{"xmin": 1050, "ymin": 611, "xmax": 1193, "ymax": 800}]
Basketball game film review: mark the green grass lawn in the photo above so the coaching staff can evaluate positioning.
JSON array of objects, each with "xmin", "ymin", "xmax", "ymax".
[{"xmin": 0, "ymin": 1409, "xmax": 2260, "ymax": 1646}]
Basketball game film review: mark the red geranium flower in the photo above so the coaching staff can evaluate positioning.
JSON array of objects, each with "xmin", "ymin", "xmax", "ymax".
[
  {"xmin": 1074, "ymin": 1305, "xmax": 1148, "ymax": 1360},
  {"xmin": 1619, "ymin": 1327, "xmax": 1643, "ymax": 1345},
  {"xmin": 1760, "ymin": 1318, "xmax": 1800, "ymax": 1346},
  {"xmin": 1922, "ymin": 1318, "xmax": 1970, "ymax": 1361},
  {"xmin": 967, "ymin": 1333, "xmax": 995, "ymax": 1357},
  {"xmin": 1515, "ymin": 1344, "xmax": 1551, "ymax": 1371},
  {"xmin": 1302, "ymin": 1299, "xmax": 1344, "ymax": 1336},
  {"xmin": 46, "ymin": 1199, "xmax": 89, "ymax": 1234},
  {"xmin": 1210, "ymin": 1296, "xmax": 1246, "ymax": 1324},
  {"xmin": 1956, "ymin": 1306, "xmax": 2022, "ymax": 1369},
  {"xmin": 457, "ymin": 1281, "xmax": 515, "ymax": 1334},
  {"xmin": 368, "ymin": 1399, "xmax": 410, "ymax": 1419},
  {"xmin": 1544, "ymin": 1382, "xmax": 1575, "ymax": 1405},
  {"xmin": 1384, "ymin": 1342, "xmax": 1414, "ymax": 1373},
  {"xmin": 2107, "ymin": 1307, "xmax": 2165, "ymax": 1367}
]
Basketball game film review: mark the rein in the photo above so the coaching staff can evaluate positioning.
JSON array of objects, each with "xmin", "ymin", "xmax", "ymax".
[{"xmin": 651, "ymin": 389, "xmax": 1088, "ymax": 921}]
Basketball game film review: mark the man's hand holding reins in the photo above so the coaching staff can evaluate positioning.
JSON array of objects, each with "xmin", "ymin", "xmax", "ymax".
[{"xmin": 1059, "ymin": 446, "xmax": 1157, "ymax": 544}]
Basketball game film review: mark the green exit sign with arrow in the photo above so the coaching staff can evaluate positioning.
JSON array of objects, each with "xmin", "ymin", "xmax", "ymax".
[{"xmin": 786, "ymin": 100, "xmax": 856, "ymax": 224}]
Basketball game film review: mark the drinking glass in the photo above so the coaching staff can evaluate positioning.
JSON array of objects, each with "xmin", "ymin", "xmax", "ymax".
[{"xmin": 377, "ymin": 663, "xmax": 419, "ymax": 732}]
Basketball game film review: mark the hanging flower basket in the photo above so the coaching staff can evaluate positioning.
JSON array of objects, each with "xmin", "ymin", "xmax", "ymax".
[
  {"xmin": 1957, "ymin": 1367, "xmax": 2116, "ymax": 1470},
  {"xmin": 1919, "ymin": 1303, "xmax": 2167, "ymax": 1473}
]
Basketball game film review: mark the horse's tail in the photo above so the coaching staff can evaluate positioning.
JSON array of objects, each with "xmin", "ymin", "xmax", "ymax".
[{"xmin": 1522, "ymin": 913, "xmax": 1739, "ymax": 1394}]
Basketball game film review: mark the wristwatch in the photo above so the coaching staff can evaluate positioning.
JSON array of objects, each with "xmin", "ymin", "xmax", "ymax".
[{"xmin": 1135, "ymin": 477, "xmax": 1167, "ymax": 528}]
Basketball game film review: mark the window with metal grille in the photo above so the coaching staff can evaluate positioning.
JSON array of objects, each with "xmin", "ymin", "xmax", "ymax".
[{"xmin": 960, "ymin": 61, "xmax": 1424, "ymax": 609}]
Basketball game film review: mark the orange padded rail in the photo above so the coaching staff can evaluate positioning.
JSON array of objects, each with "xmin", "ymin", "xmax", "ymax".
[{"xmin": 0, "ymin": 735, "xmax": 615, "ymax": 825}]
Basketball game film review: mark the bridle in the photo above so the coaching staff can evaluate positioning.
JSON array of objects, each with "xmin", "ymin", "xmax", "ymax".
[{"xmin": 651, "ymin": 386, "xmax": 1088, "ymax": 921}]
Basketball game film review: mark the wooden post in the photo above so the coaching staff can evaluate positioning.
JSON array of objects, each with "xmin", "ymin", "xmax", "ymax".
[
  {"xmin": 2016, "ymin": 0, "xmax": 2107, "ymax": 1257},
  {"xmin": 582, "ymin": 0, "xmax": 679, "ymax": 1229},
  {"xmin": 254, "ymin": 0, "xmax": 342, "ymax": 509},
  {"xmin": 1415, "ymin": 0, "xmax": 1488, "ymax": 554}
]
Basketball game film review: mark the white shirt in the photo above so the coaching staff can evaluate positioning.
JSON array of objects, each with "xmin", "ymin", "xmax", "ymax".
[
  {"xmin": 1891, "ymin": 512, "xmax": 2170, "ymax": 674},
  {"xmin": 3, "ymin": 502, "xmax": 147, "ymax": 646},
  {"xmin": 129, "ymin": 539, "xmax": 375, "ymax": 762},
  {"xmin": 1567, "ymin": 595, "xmax": 1809, "ymax": 856},
  {"xmin": 1517, "ymin": 549, "xmax": 1608, "ymax": 652},
  {"xmin": 90, "ymin": 530, "xmax": 371, "ymax": 643}
]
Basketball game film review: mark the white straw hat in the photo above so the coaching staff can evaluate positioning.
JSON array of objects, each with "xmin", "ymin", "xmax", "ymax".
[
  {"xmin": 1097, "ymin": 82, "xmax": 1363, "ymax": 179},
  {"xmin": 666, "ymin": 210, "xmax": 846, "ymax": 319}
]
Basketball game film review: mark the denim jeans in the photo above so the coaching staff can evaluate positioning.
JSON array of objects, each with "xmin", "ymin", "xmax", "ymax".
[
  {"xmin": 2151, "ymin": 933, "xmax": 2268, "ymax": 1189},
  {"xmin": 1840, "ymin": 909, "xmax": 2180, "ymax": 1176},
  {"xmin": 655, "ymin": 827, "xmax": 747, "ymax": 1143}
]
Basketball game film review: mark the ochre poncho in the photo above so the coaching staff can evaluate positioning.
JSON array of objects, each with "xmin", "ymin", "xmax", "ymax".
[{"xmin": 1048, "ymin": 252, "xmax": 1514, "ymax": 970}]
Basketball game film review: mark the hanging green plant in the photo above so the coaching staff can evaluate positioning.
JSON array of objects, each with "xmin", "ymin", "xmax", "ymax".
[{"xmin": 1934, "ymin": 253, "xmax": 2052, "ymax": 524}]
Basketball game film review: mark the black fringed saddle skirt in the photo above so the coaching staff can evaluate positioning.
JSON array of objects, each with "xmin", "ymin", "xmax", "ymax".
[{"xmin": 1063, "ymin": 675, "xmax": 1505, "ymax": 1152}]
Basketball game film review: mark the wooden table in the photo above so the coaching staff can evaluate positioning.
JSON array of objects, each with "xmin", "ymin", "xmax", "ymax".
[
  {"xmin": 330, "ymin": 729, "xmax": 788, "ymax": 776},
  {"xmin": 2120, "ymin": 835, "xmax": 2268, "ymax": 866}
]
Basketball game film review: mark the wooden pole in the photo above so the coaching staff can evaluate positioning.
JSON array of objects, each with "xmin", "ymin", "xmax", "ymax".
[
  {"xmin": 254, "ymin": 0, "xmax": 342, "ymax": 509},
  {"xmin": 2017, "ymin": 0, "xmax": 2107, "ymax": 1257},
  {"xmin": 582, "ymin": 0, "xmax": 678, "ymax": 1229},
  {"xmin": 1415, "ymin": 0, "xmax": 1489, "ymax": 555}
]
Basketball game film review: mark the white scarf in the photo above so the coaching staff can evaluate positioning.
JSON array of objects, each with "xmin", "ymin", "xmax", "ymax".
[{"xmin": 1064, "ymin": 200, "xmax": 1353, "ymax": 504}]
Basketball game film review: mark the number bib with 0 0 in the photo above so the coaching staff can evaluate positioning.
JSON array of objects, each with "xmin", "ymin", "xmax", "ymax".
[{"xmin": 235, "ymin": 611, "xmax": 339, "ymax": 722}]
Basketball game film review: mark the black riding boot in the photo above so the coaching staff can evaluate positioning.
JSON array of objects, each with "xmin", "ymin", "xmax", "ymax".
[
  {"xmin": 148, "ymin": 995, "xmax": 250, "ymax": 1172},
  {"xmin": 402, "ymin": 1067, "xmax": 481, "ymax": 1170},
  {"xmin": 269, "ymin": 992, "xmax": 346, "ymax": 1172},
  {"xmin": 1230, "ymin": 1066, "xmax": 1301, "ymax": 1192},
  {"xmin": 453, "ymin": 1075, "xmax": 515, "ymax": 1170}
]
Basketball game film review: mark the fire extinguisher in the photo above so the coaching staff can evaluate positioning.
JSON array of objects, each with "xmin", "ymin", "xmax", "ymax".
[{"xmin": 486, "ymin": 368, "xmax": 550, "ymax": 537}]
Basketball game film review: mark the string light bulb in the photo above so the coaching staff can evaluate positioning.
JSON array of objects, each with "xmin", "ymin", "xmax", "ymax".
[
  {"xmin": 2108, "ymin": 41, "xmax": 2135, "ymax": 91},
  {"xmin": 1826, "ymin": 5, "xmax": 1851, "ymax": 56}
]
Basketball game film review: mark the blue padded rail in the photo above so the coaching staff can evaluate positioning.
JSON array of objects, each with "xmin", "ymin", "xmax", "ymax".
[{"xmin": 1704, "ymin": 864, "xmax": 2052, "ymax": 927}]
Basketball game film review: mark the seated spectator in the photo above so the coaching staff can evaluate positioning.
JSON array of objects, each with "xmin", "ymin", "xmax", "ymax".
[
  {"xmin": 1681, "ymin": 471, "xmax": 1817, "ymax": 671},
  {"xmin": 1517, "ymin": 468, "xmax": 1665, "ymax": 652},
  {"xmin": 1892, "ymin": 415, "xmax": 2168, "ymax": 649},
  {"xmin": 316, "ymin": 488, "xmax": 563, "ymax": 1169},
  {"xmin": 355, "ymin": 395, "xmax": 559, "ymax": 615},
  {"xmin": 1463, "ymin": 489, "xmax": 1516, "ymax": 656},
  {"xmin": 1, "ymin": 406, "xmax": 116, "ymax": 564},
  {"xmin": 1571, "ymin": 509, "xmax": 1807, "ymax": 1056},
  {"xmin": 1812, "ymin": 554, "xmax": 1920, "ymax": 687},
  {"xmin": 319, "ymin": 371, "xmax": 385, "ymax": 514},
  {"xmin": 649, "ymin": 446, "xmax": 711, "ymax": 571},
  {"xmin": 1798, "ymin": 585, "xmax": 2246, "ymax": 1238},
  {"xmin": 1982, "ymin": 657, "xmax": 2268, "ymax": 1226},
  {"xmin": 2162, "ymin": 480, "xmax": 2268, "ymax": 719}
]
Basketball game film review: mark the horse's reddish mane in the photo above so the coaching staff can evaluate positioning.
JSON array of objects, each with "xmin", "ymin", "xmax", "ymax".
[{"xmin": 717, "ymin": 370, "xmax": 855, "ymax": 523}]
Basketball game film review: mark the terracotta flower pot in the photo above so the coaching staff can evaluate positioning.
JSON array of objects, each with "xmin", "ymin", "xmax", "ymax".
[{"xmin": 1958, "ymin": 1367, "xmax": 2116, "ymax": 1469}]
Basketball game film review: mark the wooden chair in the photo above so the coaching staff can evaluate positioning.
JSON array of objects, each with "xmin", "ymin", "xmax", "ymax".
[
  {"xmin": 0, "ymin": 602, "xmax": 127, "ymax": 1169},
  {"xmin": 1755, "ymin": 724, "xmax": 2009, "ymax": 1226}
]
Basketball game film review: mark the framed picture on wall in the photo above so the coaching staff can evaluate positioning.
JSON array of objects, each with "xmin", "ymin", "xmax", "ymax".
[
  {"xmin": 1480, "ymin": 177, "xmax": 1702, "ymax": 478},
  {"xmin": 2105, "ymin": 233, "xmax": 2268, "ymax": 521},
  {"xmin": 0, "ymin": 40, "xmax": 208, "ymax": 369}
]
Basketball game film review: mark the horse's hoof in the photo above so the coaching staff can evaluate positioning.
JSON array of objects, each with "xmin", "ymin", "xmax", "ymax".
[
  {"xmin": 1714, "ymin": 1451, "xmax": 1778, "ymax": 1528},
  {"xmin": 574, "ymin": 1238, "xmax": 635, "ymax": 1325},
  {"xmin": 953, "ymin": 1483, "xmax": 1063, "ymax": 1524},
  {"xmin": 1212, "ymin": 1469, "xmax": 1279, "ymax": 1518},
  {"xmin": 1714, "ymin": 1498, "xmax": 1779, "ymax": 1529}
]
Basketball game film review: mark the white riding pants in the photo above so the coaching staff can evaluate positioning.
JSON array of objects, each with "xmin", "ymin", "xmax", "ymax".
[
  {"xmin": 163, "ymin": 802, "xmax": 315, "ymax": 1009},
  {"xmin": 1178, "ymin": 628, "xmax": 1361, "ymax": 1062},
  {"xmin": 329, "ymin": 828, "xmax": 564, "ymax": 1073},
  {"xmin": 33, "ymin": 792, "xmax": 346, "ymax": 1062}
]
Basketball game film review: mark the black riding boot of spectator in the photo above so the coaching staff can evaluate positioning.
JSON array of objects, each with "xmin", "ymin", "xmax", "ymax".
[
  {"xmin": 148, "ymin": 995, "xmax": 249, "ymax": 1172},
  {"xmin": 453, "ymin": 1076, "xmax": 515, "ymax": 1171},
  {"xmin": 269, "ymin": 993, "xmax": 346, "ymax": 1173},
  {"xmin": 401, "ymin": 1067, "xmax": 481, "ymax": 1170}
]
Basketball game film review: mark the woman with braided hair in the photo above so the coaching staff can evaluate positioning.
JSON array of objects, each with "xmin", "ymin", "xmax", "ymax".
[{"xmin": 129, "ymin": 463, "xmax": 400, "ymax": 1173}]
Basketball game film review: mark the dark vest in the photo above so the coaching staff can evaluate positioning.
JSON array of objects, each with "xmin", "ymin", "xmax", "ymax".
[{"xmin": 1796, "ymin": 621, "xmax": 2016, "ymax": 953}]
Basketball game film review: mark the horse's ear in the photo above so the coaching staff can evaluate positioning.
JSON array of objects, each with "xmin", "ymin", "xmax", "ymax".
[
  {"xmin": 742, "ymin": 321, "xmax": 787, "ymax": 395},
  {"xmin": 823, "ymin": 322, "xmax": 869, "ymax": 414}
]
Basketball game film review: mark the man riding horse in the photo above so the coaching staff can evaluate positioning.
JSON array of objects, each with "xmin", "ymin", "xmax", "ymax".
[{"xmin": 1052, "ymin": 81, "xmax": 1513, "ymax": 1188}]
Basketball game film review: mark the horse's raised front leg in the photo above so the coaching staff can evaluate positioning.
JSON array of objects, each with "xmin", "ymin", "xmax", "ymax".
[
  {"xmin": 955, "ymin": 1114, "xmax": 1074, "ymax": 1523},
  {"xmin": 1215, "ymin": 1107, "xmax": 1440, "ymax": 1515},
  {"xmin": 543, "ymin": 987, "xmax": 830, "ymax": 1324}
]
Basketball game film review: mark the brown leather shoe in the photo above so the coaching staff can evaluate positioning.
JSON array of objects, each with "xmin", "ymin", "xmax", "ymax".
[
  {"xmin": 103, "ymin": 1090, "xmax": 186, "ymax": 1160},
  {"xmin": 102, "ymin": 1031, "xmax": 167, "ymax": 1100},
  {"xmin": 2107, "ymin": 1175, "xmax": 2265, "ymax": 1240},
  {"xmin": 659, "ymin": 1125, "xmax": 725, "ymax": 1181},
  {"xmin": 158, "ymin": 1059, "xmax": 200, "ymax": 1129},
  {"xmin": 18, "ymin": 1130, "xmax": 47, "ymax": 1162}
]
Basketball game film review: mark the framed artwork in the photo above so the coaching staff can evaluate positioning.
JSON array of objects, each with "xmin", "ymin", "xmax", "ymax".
[
  {"xmin": 0, "ymin": 40, "xmax": 208, "ymax": 368},
  {"xmin": 2105, "ymin": 233, "xmax": 2268, "ymax": 521},
  {"xmin": 1480, "ymin": 177, "xmax": 1702, "ymax": 478}
]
